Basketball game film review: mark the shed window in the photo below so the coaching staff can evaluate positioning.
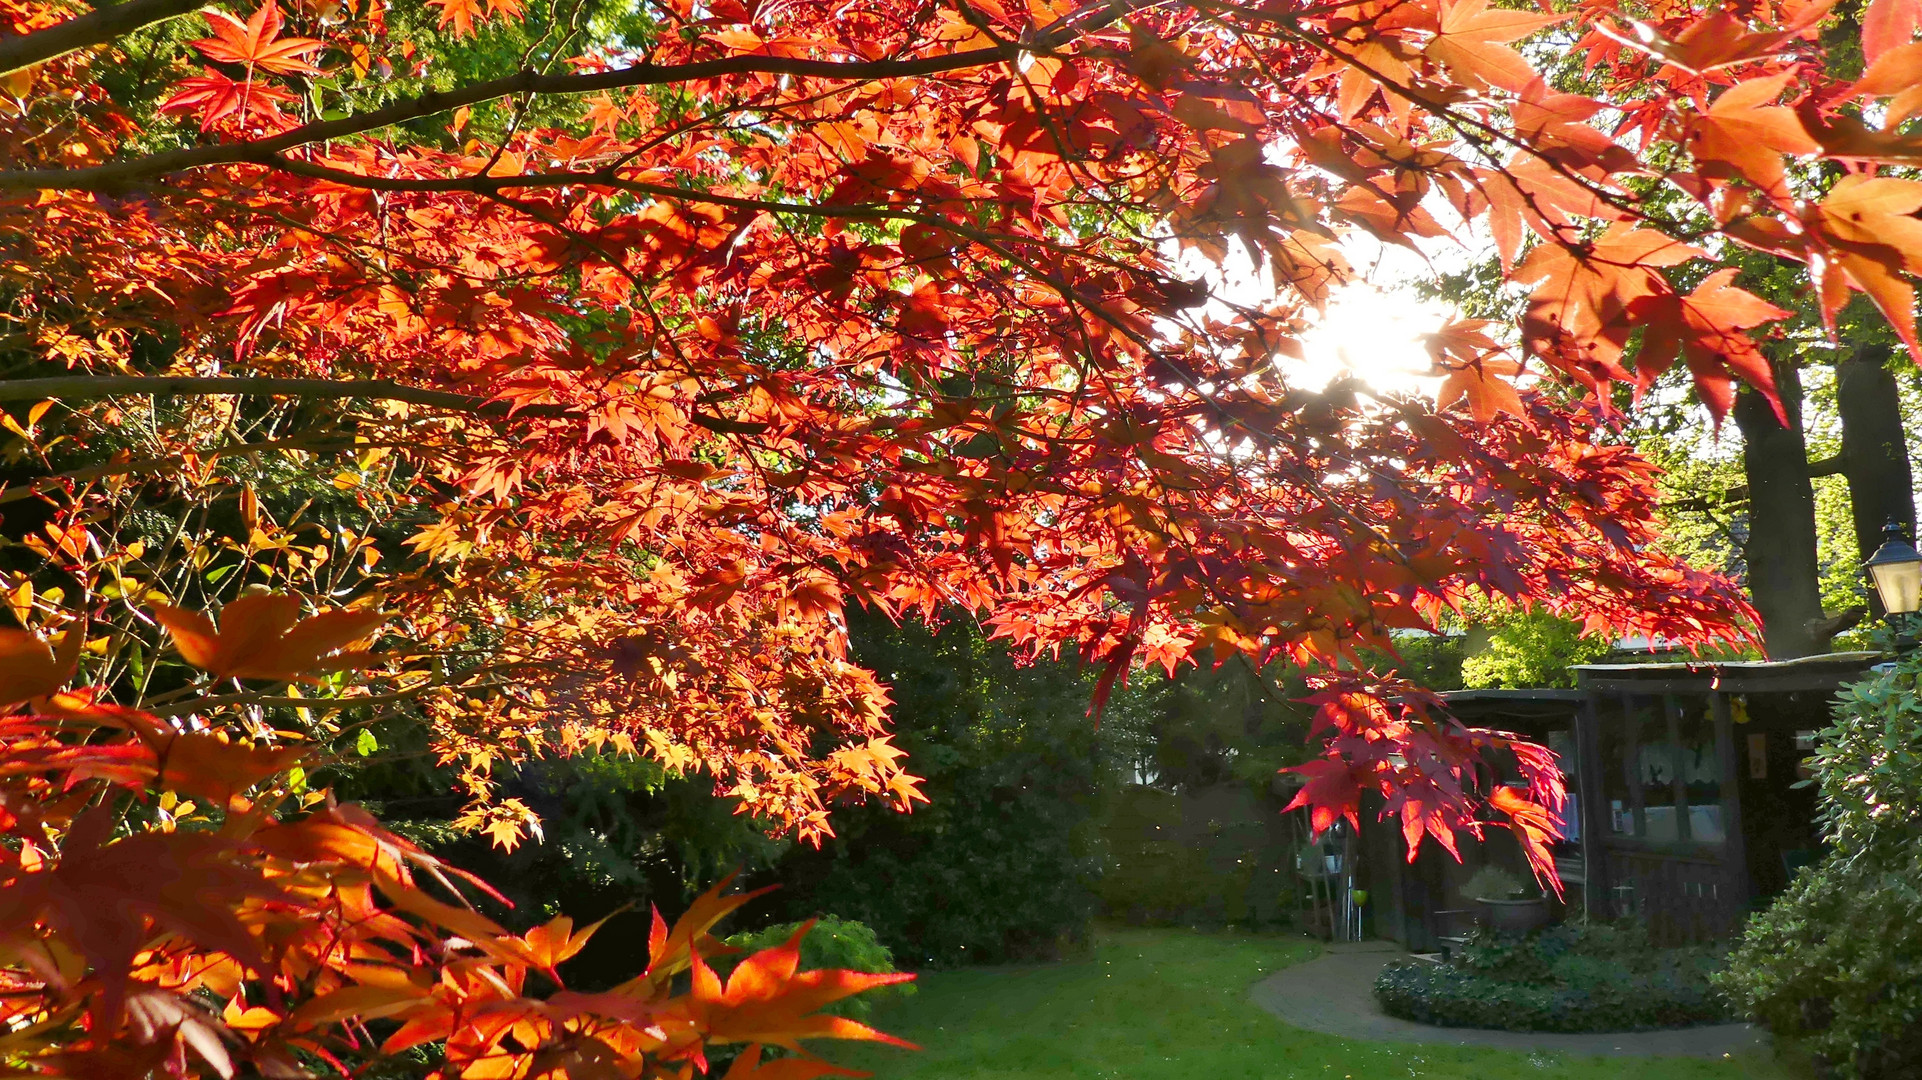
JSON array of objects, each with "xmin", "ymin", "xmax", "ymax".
[{"xmin": 1602, "ymin": 694, "xmax": 1724, "ymax": 847}]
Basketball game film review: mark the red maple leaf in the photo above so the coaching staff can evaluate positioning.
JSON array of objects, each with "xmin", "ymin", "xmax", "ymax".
[
  {"xmin": 191, "ymin": 0, "xmax": 325, "ymax": 76},
  {"xmin": 427, "ymin": 0, "xmax": 523, "ymax": 37},
  {"xmin": 1282, "ymin": 757, "xmax": 1362, "ymax": 835},
  {"xmin": 158, "ymin": 69, "xmax": 298, "ymax": 130}
]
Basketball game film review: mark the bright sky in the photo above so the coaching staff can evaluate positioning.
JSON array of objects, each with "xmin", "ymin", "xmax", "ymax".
[
  {"xmin": 1179, "ymin": 230, "xmax": 1457, "ymax": 398},
  {"xmin": 1290, "ymin": 283, "xmax": 1451, "ymax": 396}
]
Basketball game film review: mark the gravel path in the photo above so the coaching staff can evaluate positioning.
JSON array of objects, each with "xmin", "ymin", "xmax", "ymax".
[{"xmin": 1249, "ymin": 942, "xmax": 1771, "ymax": 1059}]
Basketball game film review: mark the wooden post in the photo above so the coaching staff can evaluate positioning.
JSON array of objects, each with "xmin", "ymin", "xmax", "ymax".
[
  {"xmin": 1622, "ymin": 693, "xmax": 1646, "ymax": 838},
  {"xmin": 1575, "ymin": 682, "xmax": 1611, "ymax": 918},
  {"xmin": 1664, "ymin": 694, "xmax": 1692, "ymax": 843},
  {"xmin": 1711, "ymin": 691, "xmax": 1752, "ymax": 921}
]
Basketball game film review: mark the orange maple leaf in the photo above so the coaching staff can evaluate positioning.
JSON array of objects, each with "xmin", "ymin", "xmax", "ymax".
[
  {"xmin": 158, "ymin": 69, "xmax": 298, "ymax": 130},
  {"xmin": 1605, "ymin": 0, "xmax": 1838, "ymax": 74},
  {"xmin": 192, "ymin": 0, "xmax": 324, "ymax": 76},
  {"xmin": 1849, "ymin": 42, "xmax": 1922, "ymax": 127},
  {"xmin": 151, "ymin": 594, "xmax": 386, "ymax": 682},
  {"xmin": 1490, "ymin": 783, "xmax": 1564, "ymax": 897},
  {"xmin": 1424, "ymin": 0, "xmax": 1565, "ymax": 93},
  {"xmin": 688, "ymin": 922, "xmax": 918, "ymax": 1051},
  {"xmin": 1436, "ymin": 356, "xmax": 1525, "ymax": 422},
  {"xmin": 1686, "ymin": 73, "xmax": 1819, "ymax": 206},
  {"xmin": 0, "ymin": 626, "xmax": 82, "ymax": 709},
  {"xmin": 1628, "ymin": 268, "xmax": 1790, "ymax": 421},
  {"xmin": 426, "ymin": 0, "xmax": 482, "ymax": 36},
  {"xmin": 1864, "ymin": 0, "xmax": 1922, "ymax": 62},
  {"xmin": 1281, "ymin": 757, "xmax": 1361, "ymax": 835},
  {"xmin": 426, "ymin": 0, "xmax": 522, "ymax": 37},
  {"xmin": 1800, "ymin": 176, "xmax": 1922, "ymax": 363}
]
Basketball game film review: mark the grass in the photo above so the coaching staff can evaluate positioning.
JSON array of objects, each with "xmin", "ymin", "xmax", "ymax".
[{"xmin": 828, "ymin": 926, "xmax": 1809, "ymax": 1080}]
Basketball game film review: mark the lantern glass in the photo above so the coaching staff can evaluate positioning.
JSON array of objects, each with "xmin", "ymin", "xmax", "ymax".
[{"xmin": 1871, "ymin": 557, "xmax": 1922, "ymax": 615}]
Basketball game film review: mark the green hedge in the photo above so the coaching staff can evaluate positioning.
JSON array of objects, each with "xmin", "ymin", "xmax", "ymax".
[
  {"xmin": 722, "ymin": 916, "xmax": 914, "ymax": 1021},
  {"xmin": 1374, "ymin": 923, "xmax": 1731, "ymax": 1033},
  {"xmin": 1094, "ymin": 784, "xmax": 1292, "ymax": 928},
  {"xmin": 1716, "ymin": 650, "xmax": 1922, "ymax": 1078},
  {"xmin": 760, "ymin": 611, "xmax": 1106, "ymax": 968}
]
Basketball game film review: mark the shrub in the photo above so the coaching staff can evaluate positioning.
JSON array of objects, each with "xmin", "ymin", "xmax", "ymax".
[
  {"xmin": 1459, "ymin": 611, "xmax": 1611, "ymax": 689},
  {"xmin": 1375, "ymin": 922, "xmax": 1732, "ymax": 1032},
  {"xmin": 1460, "ymin": 865, "xmax": 1532, "ymax": 901},
  {"xmin": 761, "ymin": 611, "xmax": 1108, "ymax": 968},
  {"xmin": 1717, "ymin": 650, "xmax": 1922, "ymax": 1078},
  {"xmin": 1092, "ymin": 661, "xmax": 1311, "ymax": 930},
  {"xmin": 723, "ymin": 917, "xmax": 915, "ymax": 1021},
  {"xmin": 1093, "ymin": 784, "xmax": 1294, "ymax": 928}
]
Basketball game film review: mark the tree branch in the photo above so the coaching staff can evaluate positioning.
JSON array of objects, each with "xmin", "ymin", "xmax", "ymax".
[
  {"xmin": 260, "ymin": 154, "xmax": 911, "ymax": 215},
  {"xmin": 0, "ymin": 432, "xmax": 411, "ymax": 506},
  {"xmin": 0, "ymin": 0, "xmax": 1145, "ymax": 194},
  {"xmin": 1807, "ymin": 452, "xmax": 1848, "ymax": 478},
  {"xmin": 0, "ymin": 0, "xmax": 204, "ymax": 77},
  {"xmin": 0, "ymin": 375, "xmax": 575, "ymax": 416}
]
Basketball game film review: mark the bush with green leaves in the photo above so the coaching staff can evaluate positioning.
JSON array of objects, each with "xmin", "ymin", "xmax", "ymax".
[
  {"xmin": 760, "ymin": 609, "xmax": 1122, "ymax": 968},
  {"xmin": 1460, "ymin": 865, "xmax": 1533, "ymax": 901},
  {"xmin": 721, "ymin": 917, "xmax": 915, "ymax": 1021},
  {"xmin": 1459, "ymin": 611, "xmax": 1612, "ymax": 690},
  {"xmin": 1717, "ymin": 651, "xmax": 1922, "ymax": 1078},
  {"xmin": 1091, "ymin": 659, "xmax": 1312, "ymax": 929},
  {"xmin": 1375, "ymin": 921, "xmax": 1731, "ymax": 1032}
]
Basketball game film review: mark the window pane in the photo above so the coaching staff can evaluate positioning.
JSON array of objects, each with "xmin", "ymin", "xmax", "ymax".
[{"xmin": 1677, "ymin": 697, "xmax": 1724, "ymax": 844}]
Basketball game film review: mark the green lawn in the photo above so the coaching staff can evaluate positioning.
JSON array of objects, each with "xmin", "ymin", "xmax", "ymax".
[{"xmin": 829, "ymin": 926, "xmax": 1807, "ymax": 1080}]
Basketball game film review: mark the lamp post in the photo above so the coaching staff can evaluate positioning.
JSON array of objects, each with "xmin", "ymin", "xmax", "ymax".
[{"xmin": 1865, "ymin": 521, "xmax": 1922, "ymax": 651}]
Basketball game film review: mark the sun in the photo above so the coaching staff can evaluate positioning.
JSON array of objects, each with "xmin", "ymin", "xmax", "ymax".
[{"xmin": 1285, "ymin": 284, "xmax": 1451, "ymax": 397}]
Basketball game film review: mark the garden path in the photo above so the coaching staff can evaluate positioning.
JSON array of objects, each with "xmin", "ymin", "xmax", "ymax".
[{"xmin": 1249, "ymin": 941, "xmax": 1771, "ymax": 1059}]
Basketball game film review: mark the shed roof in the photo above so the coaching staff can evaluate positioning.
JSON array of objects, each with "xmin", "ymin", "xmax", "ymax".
[
  {"xmin": 1436, "ymin": 688, "xmax": 1584, "ymax": 730},
  {"xmin": 1440, "ymin": 688, "xmax": 1585, "ymax": 703},
  {"xmin": 1571, "ymin": 651, "xmax": 1881, "ymax": 694}
]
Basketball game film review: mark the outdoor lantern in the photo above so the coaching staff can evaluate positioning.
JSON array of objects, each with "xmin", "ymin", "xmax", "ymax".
[{"xmin": 1865, "ymin": 520, "xmax": 1922, "ymax": 616}]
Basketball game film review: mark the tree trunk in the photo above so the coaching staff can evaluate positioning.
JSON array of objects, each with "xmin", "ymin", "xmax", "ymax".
[
  {"xmin": 1836, "ymin": 344, "xmax": 1918, "ymax": 618},
  {"xmin": 1733, "ymin": 357, "xmax": 1827, "ymax": 658}
]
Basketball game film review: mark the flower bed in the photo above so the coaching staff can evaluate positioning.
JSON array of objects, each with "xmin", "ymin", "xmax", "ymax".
[{"xmin": 1373, "ymin": 922, "xmax": 1733, "ymax": 1033}]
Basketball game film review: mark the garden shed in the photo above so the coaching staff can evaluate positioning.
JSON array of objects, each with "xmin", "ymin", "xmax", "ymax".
[
  {"xmin": 1567, "ymin": 652, "xmax": 1879, "ymax": 942},
  {"xmin": 1366, "ymin": 653, "xmax": 1881, "ymax": 949}
]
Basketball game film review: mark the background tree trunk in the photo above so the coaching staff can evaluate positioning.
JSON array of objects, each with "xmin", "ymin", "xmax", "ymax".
[
  {"xmin": 1836, "ymin": 344, "xmax": 1918, "ymax": 619},
  {"xmin": 1734, "ymin": 356, "xmax": 1827, "ymax": 658}
]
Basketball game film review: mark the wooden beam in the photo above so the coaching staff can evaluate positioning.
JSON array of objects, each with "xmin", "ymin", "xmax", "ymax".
[
  {"xmin": 1575, "ymin": 690, "xmax": 1612, "ymax": 918},
  {"xmin": 1664, "ymin": 694, "xmax": 1692, "ymax": 844},
  {"xmin": 1578, "ymin": 673, "xmax": 1872, "ymax": 695},
  {"xmin": 1623, "ymin": 692, "xmax": 1647, "ymax": 841},
  {"xmin": 1711, "ymin": 691, "xmax": 1752, "ymax": 917}
]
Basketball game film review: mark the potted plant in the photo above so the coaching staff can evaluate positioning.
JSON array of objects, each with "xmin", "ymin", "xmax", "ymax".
[{"xmin": 1461, "ymin": 865, "xmax": 1549, "ymax": 935}]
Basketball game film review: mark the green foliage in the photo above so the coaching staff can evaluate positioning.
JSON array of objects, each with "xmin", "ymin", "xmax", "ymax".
[
  {"xmin": 1460, "ymin": 865, "xmax": 1531, "ymax": 901},
  {"xmin": 1377, "ymin": 631, "xmax": 1467, "ymax": 691},
  {"xmin": 722, "ymin": 917, "xmax": 914, "ymax": 1021},
  {"xmin": 760, "ymin": 609, "xmax": 1121, "ymax": 968},
  {"xmin": 1376, "ymin": 922, "xmax": 1732, "ymax": 1033},
  {"xmin": 1459, "ymin": 611, "xmax": 1611, "ymax": 689},
  {"xmin": 1718, "ymin": 652, "xmax": 1922, "ymax": 1078},
  {"xmin": 1089, "ymin": 660, "xmax": 1309, "ymax": 929},
  {"xmin": 1093, "ymin": 785, "xmax": 1291, "ymax": 928}
]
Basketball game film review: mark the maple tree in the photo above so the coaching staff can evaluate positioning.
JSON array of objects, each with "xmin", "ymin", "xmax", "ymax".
[
  {"xmin": 6, "ymin": 0, "xmax": 1922, "ymax": 1059},
  {"xmin": 0, "ymin": 610, "xmax": 913, "ymax": 1078}
]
